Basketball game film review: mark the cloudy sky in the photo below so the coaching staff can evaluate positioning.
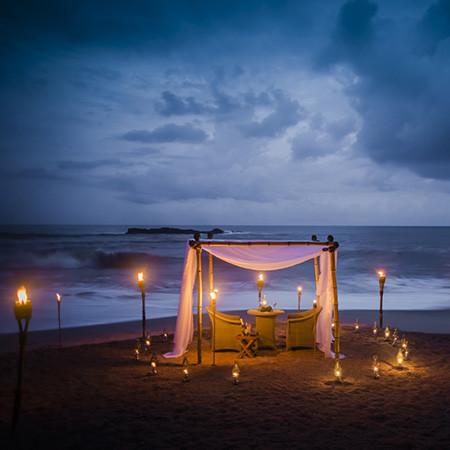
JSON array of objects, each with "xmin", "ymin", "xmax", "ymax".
[{"xmin": 1, "ymin": 0, "xmax": 450, "ymax": 225}]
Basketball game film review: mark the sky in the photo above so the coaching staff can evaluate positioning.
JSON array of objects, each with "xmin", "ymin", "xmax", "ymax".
[{"xmin": 1, "ymin": 0, "xmax": 450, "ymax": 226}]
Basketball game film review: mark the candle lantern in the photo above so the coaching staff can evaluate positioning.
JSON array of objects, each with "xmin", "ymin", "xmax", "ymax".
[
  {"xmin": 261, "ymin": 294, "xmax": 267, "ymax": 307},
  {"xmin": 312, "ymin": 298, "xmax": 318, "ymax": 309},
  {"xmin": 384, "ymin": 326, "xmax": 391, "ymax": 341},
  {"xmin": 396, "ymin": 348, "xmax": 404, "ymax": 368},
  {"xmin": 232, "ymin": 361, "xmax": 240, "ymax": 385},
  {"xmin": 377, "ymin": 270, "xmax": 386, "ymax": 329},
  {"xmin": 391, "ymin": 328, "xmax": 398, "ymax": 346},
  {"xmin": 372, "ymin": 321, "xmax": 378, "ymax": 338},
  {"xmin": 149, "ymin": 354, "xmax": 158, "ymax": 375},
  {"xmin": 334, "ymin": 359, "xmax": 343, "ymax": 383},
  {"xmin": 134, "ymin": 347, "xmax": 140, "ymax": 360},
  {"xmin": 12, "ymin": 286, "xmax": 33, "ymax": 432},
  {"xmin": 256, "ymin": 274, "xmax": 265, "ymax": 307},
  {"xmin": 182, "ymin": 357, "xmax": 190, "ymax": 382},
  {"xmin": 297, "ymin": 286, "xmax": 302, "ymax": 311},
  {"xmin": 401, "ymin": 337, "xmax": 409, "ymax": 360},
  {"xmin": 372, "ymin": 355, "xmax": 380, "ymax": 379},
  {"xmin": 354, "ymin": 319, "xmax": 360, "ymax": 333}
]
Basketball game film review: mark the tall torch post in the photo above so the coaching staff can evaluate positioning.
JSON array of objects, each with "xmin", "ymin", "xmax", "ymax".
[
  {"xmin": 377, "ymin": 271, "xmax": 386, "ymax": 330},
  {"xmin": 55, "ymin": 293, "xmax": 62, "ymax": 347},
  {"xmin": 137, "ymin": 272, "xmax": 147, "ymax": 343},
  {"xmin": 12, "ymin": 286, "xmax": 32, "ymax": 432},
  {"xmin": 297, "ymin": 286, "xmax": 302, "ymax": 311},
  {"xmin": 210, "ymin": 289, "xmax": 218, "ymax": 366},
  {"xmin": 256, "ymin": 274, "xmax": 264, "ymax": 308}
]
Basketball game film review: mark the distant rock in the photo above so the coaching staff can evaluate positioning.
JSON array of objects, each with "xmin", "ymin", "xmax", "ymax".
[{"xmin": 126, "ymin": 227, "xmax": 225, "ymax": 235}]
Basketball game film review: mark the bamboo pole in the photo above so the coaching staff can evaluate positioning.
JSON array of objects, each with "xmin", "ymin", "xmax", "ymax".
[
  {"xmin": 313, "ymin": 256, "xmax": 320, "ymax": 305},
  {"xmin": 329, "ymin": 248, "xmax": 340, "ymax": 360},
  {"xmin": 196, "ymin": 246, "xmax": 203, "ymax": 365},
  {"xmin": 192, "ymin": 240, "xmax": 332, "ymax": 247},
  {"xmin": 190, "ymin": 240, "xmax": 332, "ymax": 247}
]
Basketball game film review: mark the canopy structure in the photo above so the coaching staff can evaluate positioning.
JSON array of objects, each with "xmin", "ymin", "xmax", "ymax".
[{"xmin": 164, "ymin": 235, "xmax": 341, "ymax": 363}]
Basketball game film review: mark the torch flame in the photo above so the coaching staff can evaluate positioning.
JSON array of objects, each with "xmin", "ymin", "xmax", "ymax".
[
  {"xmin": 378, "ymin": 270, "xmax": 385, "ymax": 278},
  {"xmin": 56, "ymin": 293, "xmax": 61, "ymax": 302},
  {"xmin": 137, "ymin": 272, "xmax": 144, "ymax": 282},
  {"xmin": 297, "ymin": 286, "xmax": 302, "ymax": 292},
  {"xmin": 209, "ymin": 291, "xmax": 217, "ymax": 301},
  {"xmin": 17, "ymin": 287, "xmax": 28, "ymax": 304},
  {"xmin": 258, "ymin": 274, "xmax": 264, "ymax": 281}
]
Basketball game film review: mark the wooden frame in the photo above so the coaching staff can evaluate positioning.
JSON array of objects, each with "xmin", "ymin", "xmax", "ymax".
[{"xmin": 190, "ymin": 234, "xmax": 340, "ymax": 365}]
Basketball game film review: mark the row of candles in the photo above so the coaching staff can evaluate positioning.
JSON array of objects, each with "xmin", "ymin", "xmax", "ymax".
[{"xmin": 13, "ymin": 269, "xmax": 391, "ymax": 387}]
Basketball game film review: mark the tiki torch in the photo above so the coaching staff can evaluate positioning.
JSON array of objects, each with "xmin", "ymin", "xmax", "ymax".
[
  {"xmin": 297, "ymin": 286, "xmax": 302, "ymax": 311},
  {"xmin": 256, "ymin": 274, "xmax": 264, "ymax": 307},
  {"xmin": 55, "ymin": 293, "xmax": 62, "ymax": 347},
  {"xmin": 137, "ymin": 272, "xmax": 147, "ymax": 343},
  {"xmin": 377, "ymin": 270, "xmax": 386, "ymax": 329},
  {"xmin": 12, "ymin": 286, "xmax": 32, "ymax": 432}
]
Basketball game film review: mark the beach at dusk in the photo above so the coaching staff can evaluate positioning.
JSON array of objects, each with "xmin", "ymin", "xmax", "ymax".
[{"xmin": 2, "ymin": 0, "xmax": 450, "ymax": 448}]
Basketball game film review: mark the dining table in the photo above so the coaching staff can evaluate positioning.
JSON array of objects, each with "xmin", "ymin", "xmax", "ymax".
[{"xmin": 247, "ymin": 308, "xmax": 285, "ymax": 349}]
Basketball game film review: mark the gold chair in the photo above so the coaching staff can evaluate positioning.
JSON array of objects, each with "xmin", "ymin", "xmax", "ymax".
[
  {"xmin": 286, "ymin": 307, "xmax": 322, "ymax": 350},
  {"xmin": 207, "ymin": 306, "xmax": 242, "ymax": 352}
]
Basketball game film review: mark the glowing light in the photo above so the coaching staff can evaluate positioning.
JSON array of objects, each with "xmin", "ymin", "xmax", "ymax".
[
  {"xmin": 150, "ymin": 355, "xmax": 158, "ymax": 375},
  {"xmin": 377, "ymin": 270, "xmax": 385, "ymax": 278},
  {"xmin": 396, "ymin": 349, "xmax": 404, "ymax": 367},
  {"xmin": 209, "ymin": 291, "xmax": 217, "ymax": 302},
  {"xmin": 334, "ymin": 360, "xmax": 343, "ymax": 382},
  {"xmin": 232, "ymin": 362, "xmax": 240, "ymax": 385},
  {"xmin": 297, "ymin": 286, "xmax": 302, "ymax": 293},
  {"xmin": 258, "ymin": 274, "xmax": 264, "ymax": 281},
  {"xmin": 17, "ymin": 287, "xmax": 28, "ymax": 305},
  {"xmin": 56, "ymin": 293, "xmax": 61, "ymax": 302},
  {"xmin": 384, "ymin": 326, "xmax": 391, "ymax": 340},
  {"xmin": 182, "ymin": 357, "xmax": 190, "ymax": 382},
  {"xmin": 134, "ymin": 348, "xmax": 140, "ymax": 360},
  {"xmin": 261, "ymin": 295, "xmax": 267, "ymax": 307},
  {"xmin": 372, "ymin": 355, "xmax": 380, "ymax": 379},
  {"xmin": 354, "ymin": 319, "xmax": 359, "ymax": 332},
  {"xmin": 372, "ymin": 322, "xmax": 378, "ymax": 336},
  {"xmin": 313, "ymin": 299, "xmax": 318, "ymax": 308}
]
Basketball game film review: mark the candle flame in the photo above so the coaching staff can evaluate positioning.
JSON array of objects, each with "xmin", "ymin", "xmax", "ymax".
[
  {"xmin": 137, "ymin": 272, "xmax": 144, "ymax": 282},
  {"xmin": 56, "ymin": 293, "xmax": 61, "ymax": 302},
  {"xmin": 297, "ymin": 286, "xmax": 302, "ymax": 292},
  {"xmin": 17, "ymin": 287, "xmax": 28, "ymax": 304}
]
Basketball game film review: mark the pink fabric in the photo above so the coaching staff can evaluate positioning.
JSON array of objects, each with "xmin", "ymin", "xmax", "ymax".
[{"xmin": 164, "ymin": 241, "xmax": 334, "ymax": 358}]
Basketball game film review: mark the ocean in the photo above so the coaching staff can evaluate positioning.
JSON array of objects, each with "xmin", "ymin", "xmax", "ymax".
[{"xmin": 1, "ymin": 225, "xmax": 450, "ymax": 333}]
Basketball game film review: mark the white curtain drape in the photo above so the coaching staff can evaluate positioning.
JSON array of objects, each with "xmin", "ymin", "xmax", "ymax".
[{"xmin": 164, "ymin": 241, "xmax": 335, "ymax": 358}]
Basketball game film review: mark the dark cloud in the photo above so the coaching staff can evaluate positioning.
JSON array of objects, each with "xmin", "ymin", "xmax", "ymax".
[
  {"xmin": 335, "ymin": 0, "xmax": 378, "ymax": 45},
  {"xmin": 318, "ymin": 0, "xmax": 450, "ymax": 180},
  {"xmin": 240, "ymin": 91, "xmax": 304, "ymax": 138},
  {"xmin": 57, "ymin": 159, "xmax": 122, "ymax": 171},
  {"xmin": 155, "ymin": 91, "xmax": 213, "ymax": 116},
  {"xmin": 120, "ymin": 124, "xmax": 208, "ymax": 144},
  {"xmin": 417, "ymin": 0, "xmax": 450, "ymax": 54}
]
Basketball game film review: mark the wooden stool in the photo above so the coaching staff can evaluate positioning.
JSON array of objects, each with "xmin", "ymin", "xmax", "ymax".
[{"xmin": 236, "ymin": 334, "xmax": 258, "ymax": 358}]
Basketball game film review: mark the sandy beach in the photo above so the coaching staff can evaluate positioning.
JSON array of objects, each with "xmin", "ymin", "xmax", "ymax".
[{"xmin": 1, "ymin": 313, "xmax": 450, "ymax": 449}]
